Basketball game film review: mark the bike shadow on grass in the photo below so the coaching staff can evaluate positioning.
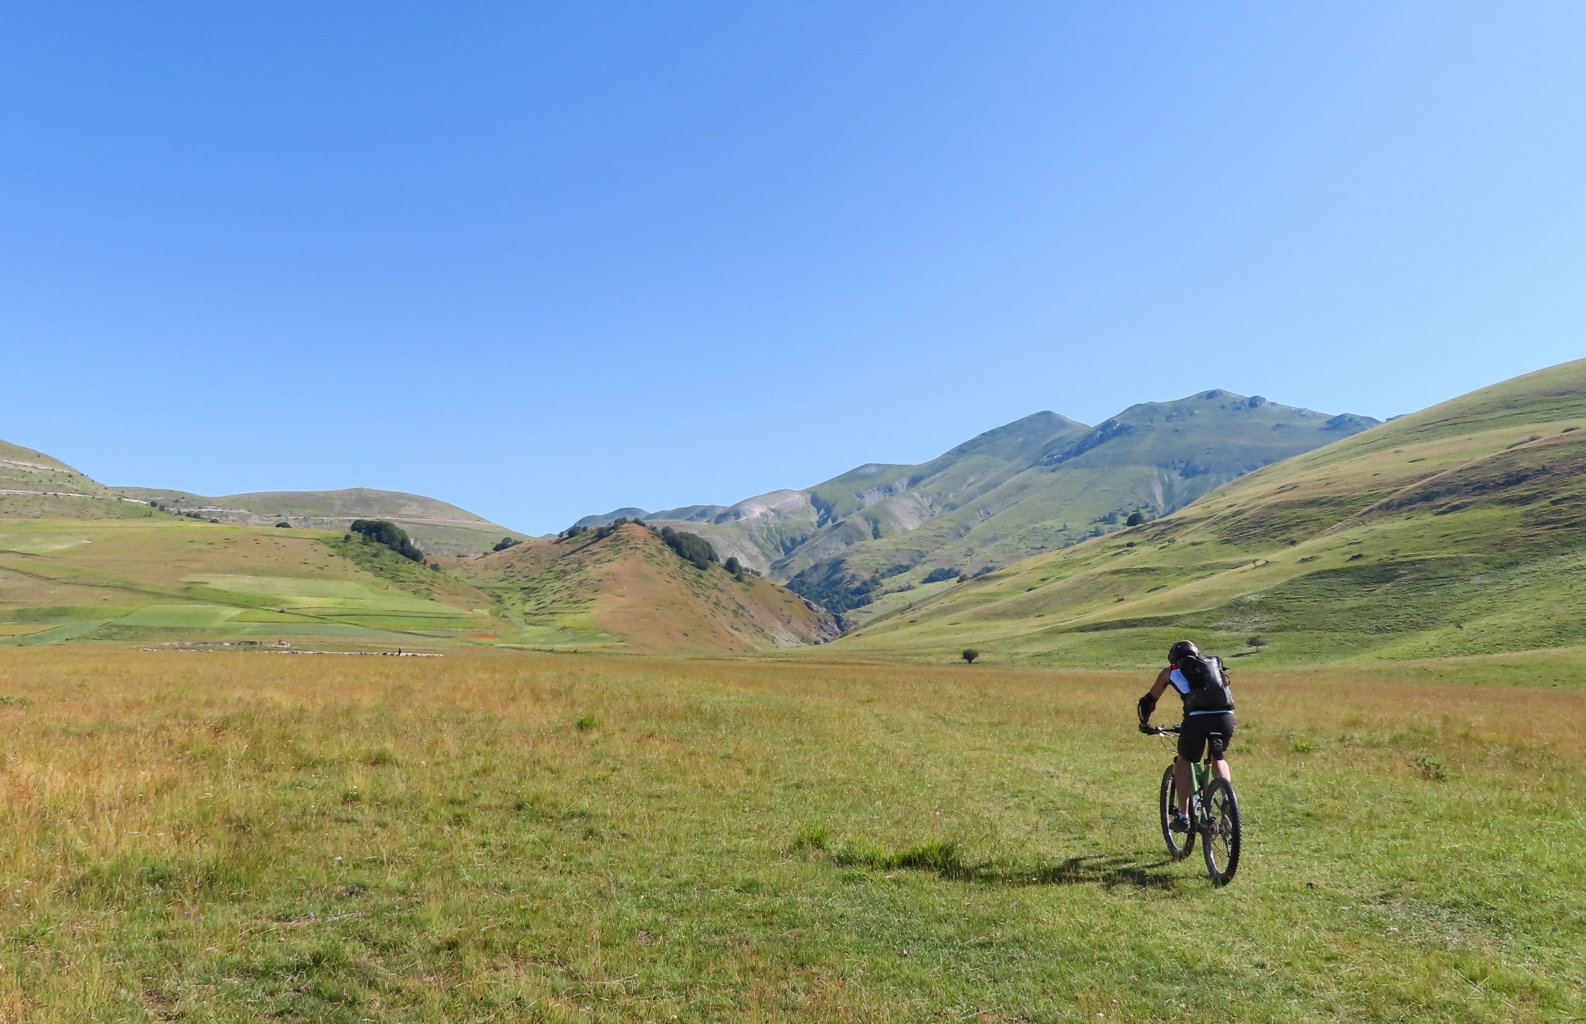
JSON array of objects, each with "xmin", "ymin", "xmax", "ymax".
[{"xmin": 794, "ymin": 834, "xmax": 1180, "ymax": 891}]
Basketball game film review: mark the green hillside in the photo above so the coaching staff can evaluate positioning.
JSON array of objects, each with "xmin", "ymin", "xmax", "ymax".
[
  {"xmin": 0, "ymin": 515, "xmax": 840, "ymax": 655},
  {"xmin": 3, "ymin": 441, "xmax": 831, "ymax": 654},
  {"xmin": 0, "ymin": 517, "xmax": 511, "ymax": 649},
  {"xmin": 113, "ymin": 486, "xmax": 527, "ymax": 556},
  {"xmin": 0, "ymin": 440, "xmax": 161, "ymax": 521},
  {"xmin": 831, "ymin": 359, "xmax": 1586, "ymax": 668},
  {"xmin": 634, "ymin": 395, "xmax": 1376, "ymax": 617},
  {"xmin": 448, "ymin": 522, "xmax": 843, "ymax": 654},
  {"xmin": 640, "ymin": 412, "xmax": 1089, "ymax": 585}
]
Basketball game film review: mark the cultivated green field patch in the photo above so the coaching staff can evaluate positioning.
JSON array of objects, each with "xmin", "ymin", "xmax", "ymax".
[
  {"xmin": 183, "ymin": 572, "xmax": 475, "ymax": 621},
  {"xmin": 182, "ymin": 573, "xmax": 391, "ymax": 601},
  {"xmin": 110, "ymin": 604, "xmax": 240, "ymax": 628},
  {"xmin": 0, "ymin": 519, "xmax": 508, "ymax": 649},
  {"xmin": 508, "ymin": 624, "xmax": 610, "ymax": 647},
  {"xmin": 9, "ymin": 620, "xmax": 113, "ymax": 646},
  {"xmin": 0, "ymin": 531, "xmax": 93, "ymax": 555}
]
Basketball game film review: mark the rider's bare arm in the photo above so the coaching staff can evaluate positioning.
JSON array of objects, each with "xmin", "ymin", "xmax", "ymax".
[
  {"xmin": 1137, "ymin": 667, "xmax": 1173, "ymax": 731},
  {"xmin": 1147, "ymin": 667, "xmax": 1172, "ymax": 701}
]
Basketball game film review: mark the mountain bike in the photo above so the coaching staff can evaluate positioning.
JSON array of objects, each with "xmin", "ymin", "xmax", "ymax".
[{"xmin": 1146, "ymin": 725, "xmax": 1241, "ymax": 886}]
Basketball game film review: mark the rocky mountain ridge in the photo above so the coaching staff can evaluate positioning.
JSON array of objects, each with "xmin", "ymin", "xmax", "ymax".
[{"xmin": 580, "ymin": 392, "xmax": 1379, "ymax": 614}]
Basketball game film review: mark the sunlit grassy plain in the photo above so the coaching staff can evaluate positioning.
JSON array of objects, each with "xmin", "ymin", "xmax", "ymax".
[{"xmin": 0, "ymin": 648, "xmax": 1581, "ymax": 1022}]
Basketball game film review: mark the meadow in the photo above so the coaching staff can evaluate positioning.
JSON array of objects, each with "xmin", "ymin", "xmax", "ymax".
[
  {"xmin": 0, "ymin": 521, "xmax": 507, "ymax": 650},
  {"xmin": 0, "ymin": 648, "xmax": 1580, "ymax": 1022}
]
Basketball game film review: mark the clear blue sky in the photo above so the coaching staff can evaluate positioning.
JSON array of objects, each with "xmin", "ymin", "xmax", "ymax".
[{"xmin": 4, "ymin": 3, "xmax": 1583, "ymax": 535}]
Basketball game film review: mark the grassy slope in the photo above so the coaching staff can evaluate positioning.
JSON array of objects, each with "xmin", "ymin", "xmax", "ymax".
[
  {"xmin": 788, "ymin": 394, "xmax": 1378, "ymax": 621},
  {"xmin": 450, "ymin": 524, "xmax": 841, "ymax": 654},
  {"xmin": 646, "ymin": 396, "xmax": 1374, "ymax": 621},
  {"xmin": 0, "ymin": 440, "xmax": 157, "ymax": 521},
  {"xmin": 0, "ymin": 648, "xmax": 1579, "ymax": 1022},
  {"xmin": 0, "ymin": 516, "xmax": 837, "ymax": 655},
  {"xmin": 640, "ymin": 413, "xmax": 1092, "ymax": 577},
  {"xmin": 0, "ymin": 518, "xmax": 509, "ymax": 649},
  {"xmin": 114, "ymin": 486, "xmax": 527, "ymax": 557},
  {"xmin": 834, "ymin": 359, "xmax": 1586, "ymax": 668}
]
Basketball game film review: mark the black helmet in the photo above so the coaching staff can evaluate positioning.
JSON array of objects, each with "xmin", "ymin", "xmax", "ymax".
[{"xmin": 1168, "ymin": 640, "xmax": 1198, "ymax": 664}]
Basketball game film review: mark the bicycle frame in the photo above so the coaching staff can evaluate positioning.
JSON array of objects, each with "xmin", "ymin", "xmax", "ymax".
[
  {"xmin": 1149, "ymin": 724, "xmax": 1220, "ymax": 797},
  {"xmin": 1145, "ymin": 724, "xmax": 1241, "ymax": 886}
]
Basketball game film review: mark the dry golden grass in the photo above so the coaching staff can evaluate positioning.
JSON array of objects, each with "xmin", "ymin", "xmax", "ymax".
[{"xmin": 0, "ymin": 647, "xmax": 1581, "ymax": 1021}]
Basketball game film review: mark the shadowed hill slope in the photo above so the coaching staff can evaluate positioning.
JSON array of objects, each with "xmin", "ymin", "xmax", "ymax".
[{"xmin": 831, "ymin": 359, "xmax": 1586, "ymax": 668}]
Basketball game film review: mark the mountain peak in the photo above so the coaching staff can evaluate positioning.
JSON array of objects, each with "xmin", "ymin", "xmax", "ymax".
[
  {"xmin": 946, "ymin": 410, "xmax": 1090, "ymax": 459},
  {"xmin": 623, "ymin": 391, "xmax": 1382, "ymax": 615}
]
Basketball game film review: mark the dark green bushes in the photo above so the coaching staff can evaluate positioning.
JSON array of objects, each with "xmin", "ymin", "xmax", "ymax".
[
  {"xmin": 660, "ymin": 527, "xmax": 716, "ymax": 570},
  {"xmin": 349, "ymin": 519, "xmax": 424, "ymax": 562}
]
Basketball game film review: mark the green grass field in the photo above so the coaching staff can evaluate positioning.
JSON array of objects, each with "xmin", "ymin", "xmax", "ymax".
[
  {"xmin": 0, "ymin": 520, "xmax": 516, "ymax": 651},
  {"xmin": 0, "ymin": 648, "xmax": 1579, "ymax": 1022}
]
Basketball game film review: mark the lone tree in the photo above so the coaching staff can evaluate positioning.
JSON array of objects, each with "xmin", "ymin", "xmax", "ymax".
[
  {"xmin": 961, "ymin": 648, "xmax": 980, "ymax": 666},
  {"xmin": 1126, "ymin": 510, "xmax": 1147, "ymax": 527}
]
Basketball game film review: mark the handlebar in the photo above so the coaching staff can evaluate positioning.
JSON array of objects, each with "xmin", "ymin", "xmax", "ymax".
[{"xmin": 1144, "ymin": 725, "xmax": 1182, "ymax": 735}]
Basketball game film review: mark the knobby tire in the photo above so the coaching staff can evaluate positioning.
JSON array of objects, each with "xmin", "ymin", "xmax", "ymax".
[
  {"xmin": 1199, "ymin": 777, "xmax": 1241, "ymax": 886},
  {"xmin": 1159, "ymin": 764, "xmax": 1194, "ymax": 860}
]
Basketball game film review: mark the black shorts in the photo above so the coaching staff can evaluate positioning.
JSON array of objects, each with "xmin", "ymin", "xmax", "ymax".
[{"xmin": 1179, "ymin": 712, "xmax": 1236, "ymax": 762}]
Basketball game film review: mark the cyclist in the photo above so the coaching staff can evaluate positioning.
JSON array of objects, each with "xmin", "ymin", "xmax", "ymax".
[{"xmin": 1137, "ymin": 639, "xmax": 1236, "ymax": 833}]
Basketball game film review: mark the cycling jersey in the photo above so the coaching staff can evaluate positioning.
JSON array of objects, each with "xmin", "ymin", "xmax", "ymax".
[{"xmin": 1168, "ymin": 667, "xmax": 1233, "ymax": 716}]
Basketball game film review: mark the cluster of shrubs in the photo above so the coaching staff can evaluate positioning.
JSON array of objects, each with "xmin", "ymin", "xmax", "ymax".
[
  {"xmin": 349, "ymin": 519, "xmax": 424, "ymax": 563},
  {"xmin": 658, "ymin": 526, "xmax": 715, "ymax": 570},
  {"xmin": 560, "ymin": 517, "xmax": 635, "ymax": 542},
  {"xmin": 558, "ymin": 517, "xmax": 756, "ymax": 579},
  {"xmin": 149, "ymin": 501, "xmax": 221, "ymax": 524}
]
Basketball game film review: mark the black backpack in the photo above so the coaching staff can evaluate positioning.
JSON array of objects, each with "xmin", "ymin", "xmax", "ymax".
[{"xmin": 1178, "ymin": 654, "xmax": 1235, "ymax": 713}]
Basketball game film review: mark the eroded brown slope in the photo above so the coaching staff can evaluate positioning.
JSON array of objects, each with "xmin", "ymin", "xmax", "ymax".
[{"xmin": 452, "ymin": 524, "xmax": 841, "ymax": 654}]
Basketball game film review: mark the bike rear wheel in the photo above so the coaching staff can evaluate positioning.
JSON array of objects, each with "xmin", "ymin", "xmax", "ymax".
[
  {"xmin": 1199, "ymin": 777, "xmax": 1241, "ymax": 886},
  {"xmin": 1159, "ymin": 764, "xmax": 1194, "ymax": 860}
]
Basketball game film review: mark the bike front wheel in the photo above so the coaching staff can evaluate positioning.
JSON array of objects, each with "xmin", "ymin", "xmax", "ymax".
[
  {"xmin": 1159, "ymin": 764, "xmax": 1194, "ymax": 860},
  {"xmin": 1199, "ymin": 778, "xmax": 1241, "ymax": 886}
]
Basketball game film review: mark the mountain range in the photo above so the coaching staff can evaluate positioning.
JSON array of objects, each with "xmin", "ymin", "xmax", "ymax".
[
  {"xmin": 835, "ymin": 358, "xmax": 1586, "ymax": 667},
  {"xmin": 581, "ymin": 391, "xmax": 1379, "ymax": 616},
  {"xmin": 9, "ymin": 360, "xmax": 1586, "ymax": 664}
]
